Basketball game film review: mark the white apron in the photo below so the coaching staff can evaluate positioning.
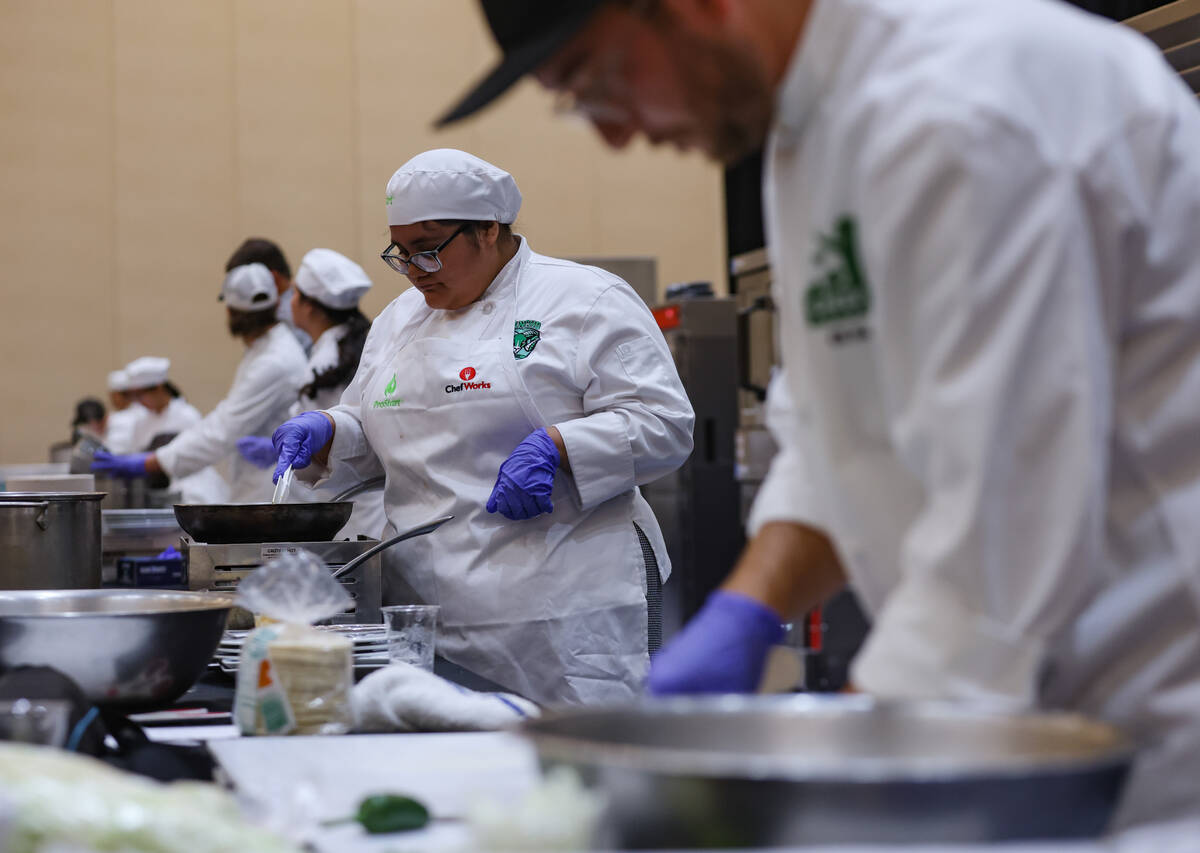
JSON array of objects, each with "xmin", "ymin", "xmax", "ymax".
[{"xmin": 359, "ymin": 281, "xmax": 651, "ymax": 707}]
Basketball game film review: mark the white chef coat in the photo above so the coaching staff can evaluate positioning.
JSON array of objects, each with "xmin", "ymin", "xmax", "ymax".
[
  {"xmin": 130, "ymin": 396, "xmax": 229, "ymax": 504},
  {"xmin": 289, "ymin": 323, "xmax": 388, "ymax": 539},
  {"xmin": 750, "ymin": 0, "xmax": 1200, "ymax": 827},
  {"xmin": 102, "ymin": 403, "xmax": 147, "ymax": 454},
  {"xmin": 156, "ymin": 323, "xmax": 308, "ymax": 503},
  {"xmin": 305, "ymin": 237, "xmax": 693, "ymax": 705}
]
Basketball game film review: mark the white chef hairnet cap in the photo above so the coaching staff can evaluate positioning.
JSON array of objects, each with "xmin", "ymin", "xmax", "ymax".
[
  {"xmin": 124, "ymin": 356, "xmax": 171, "ymax": 389},
  {"xmin": 107, "ymin": 370, "xmax": 135, "ymax": 392},
  {"xmin": 294, "ymin": 249, "xmax": 373, "ymax": 310},
  {"xmin": 220, "ymin": 263, "xmax": 279, "ymax": 311},
  {"xmin": 385, "ymin": 149, "xmax": 522, "ymax": 227}
]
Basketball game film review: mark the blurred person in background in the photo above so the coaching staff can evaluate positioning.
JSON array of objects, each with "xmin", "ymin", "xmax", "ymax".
[
  {"xmin": 122, "ymin": 356, "xmax": 229, "ymax": 503},
  {"xmin": 70, "ymin": 398, "xmax": 107, "ymax": 445},
  {"xmin": 92, "ymin": 263, "xmax": 308, "ymax": 502},
  {"xmin": 237, "ymin": 248, "xmax": 385, "ymax": 535},
  {"xmin": 102, "ymin": 369, "xmax": 145, "ymax": 454},
  {"xmin": 226, "ymin": 237, "xmax": 312, "ymax": 352}
]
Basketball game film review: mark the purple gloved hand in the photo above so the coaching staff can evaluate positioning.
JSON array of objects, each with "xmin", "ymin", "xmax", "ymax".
[
  {"xmin": 236, "ymin": 436, "xmax": 277, "ymax": 469},
  {"xmin": 90, "ymin": 450, "xmax": 150, "ymax": 479},
  {"xmin": 486, "ymin": 428, "xmax": 560, "ymax": 520},
  {"xmin": 646, "ymin": 591, "xmax": 785, "ymax": 695},
  {"xmin": 271, "ymin": 411, "xmax": 334, "ymax": 483}
]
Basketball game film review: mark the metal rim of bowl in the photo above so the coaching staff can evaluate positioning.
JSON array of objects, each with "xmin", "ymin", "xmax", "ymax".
[
  {"xmin": 0, "ymin": 589, "xmax": 235, "ymax": 617},
  {"xmin": 0, "ymin": 492, "xmax": 107, "ymax": 501},
  {"xmin": 520, "ymin": 695, "xmax": 1136, "ymax": 784}
]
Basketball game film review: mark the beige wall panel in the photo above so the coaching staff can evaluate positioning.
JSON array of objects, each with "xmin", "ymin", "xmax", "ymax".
[
  {"xmin": 0, "ymin": 2, "xmax": 115, "ymax": 463},
  {"xmin": 1, "ymin": 0, "xmax": 726, "ymax": 464},
  {"xmin": 352, "ymin": 0, "xmax": 496, "ymax": 318},
  {"xmin": 112, "ymin": 0, "xmax": 239, "ymax": 416},
  {"xmin": 233, "ymin": 0, "xmax": 359, "ymax": 272}
]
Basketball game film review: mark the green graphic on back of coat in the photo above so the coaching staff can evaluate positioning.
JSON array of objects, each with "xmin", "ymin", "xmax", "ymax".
[
  {"xmin": 513, "ymin": 320, "xmax": 542, "ymax": 360},
  {"xmin": 806, "ymin": 216, "xmax": 871, "ymax": 326},
  {"xmin": 373, "ymin": 373, "xmax": 404, "ymax": 408}
]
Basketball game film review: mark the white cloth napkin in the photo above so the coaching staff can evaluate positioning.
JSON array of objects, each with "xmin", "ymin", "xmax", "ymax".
[{"xmin": 350, "ymin": 662, "xmax": 540, "ymax": 733}]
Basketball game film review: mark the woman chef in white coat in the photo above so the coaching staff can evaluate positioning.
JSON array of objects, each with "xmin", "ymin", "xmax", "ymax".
[
  {"xmin": 93, "ymin": 263, "xmax": 308, "ymax": 502},
  {"xmin": 120, "ymin": 356, "xmax": 229, "ymax": 503},
  {"xmin": 102, "ymin": 369, "xmax": 145, "ymax": 454},
  {"xmin": 272, "ymin": 149, "xmax": 694, "ymax": 705},
  {"xmin": 237, "ymin": 249, "xmax": 387, "ymax": 537}
]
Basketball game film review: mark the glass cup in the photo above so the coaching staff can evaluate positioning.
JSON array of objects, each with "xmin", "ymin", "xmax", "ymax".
[
  {"xmin": 381, "ymin": 604, "xmax": 439, "ymax": 671},
  {"xmin": 0, "ymin": 699, "xmax": 71, "ymax": 747}
]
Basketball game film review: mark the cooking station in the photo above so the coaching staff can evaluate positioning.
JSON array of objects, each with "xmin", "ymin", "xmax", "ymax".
[{"xmin": 183, "ymin": 537, "xmax": 382, "ymax": 624}]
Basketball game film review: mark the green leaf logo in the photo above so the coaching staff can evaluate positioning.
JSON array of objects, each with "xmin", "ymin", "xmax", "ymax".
[
  {"xmin": 385, "ymin": 193, "xmax": 394, "ymax": 206},
  {"xmin": 384, "ymin": 373, "xmax": 397, "ymax": 395}
]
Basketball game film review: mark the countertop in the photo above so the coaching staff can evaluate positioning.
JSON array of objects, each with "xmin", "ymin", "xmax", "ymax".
[{"xmin": 204, "ymin": 731, "xmax": 1200, "ymax": 853}]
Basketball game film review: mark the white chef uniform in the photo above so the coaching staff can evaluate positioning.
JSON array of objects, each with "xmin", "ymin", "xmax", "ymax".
[
  {"xmin": 308, "ymin": 237, "xmax": 694, "ymax": 706},
  {"xmin": 130, "ymin": 396, "xmax": 229, "ymax": 504},
  {"xmin": 156, "ymin": 267, "xmax": 309, "ymax": 503},
  {"xmin": 751, "ymin": 0, "xmax": 1200, "ymax": 827}
]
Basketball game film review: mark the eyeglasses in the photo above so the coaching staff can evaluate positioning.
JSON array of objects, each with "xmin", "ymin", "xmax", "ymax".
[
  {"xmin": 549, "ymin": 0, "xmax": 649, "ymax": 123},
  {"xmin": 380, "ymin": 223, "xmax": 469, "ymax": 275},
  {"xmin": 550, "ymin": 44, "xmax": 632, "ymax": 124}
]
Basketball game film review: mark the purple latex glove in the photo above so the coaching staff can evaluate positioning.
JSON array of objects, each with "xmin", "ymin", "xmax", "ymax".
[
  {"xmin": 271, "ymin": 411, "xmax": 334, "ymax": 483},
  {"xmin": 486, "ymin": 428, "xmax": 560, "ymax": 520},
  {"xmin": 646, "ymin": 591, "xmax": 785, "ymax": 695},
  {"xmin": 90, "ymin": 450, "xmax": 150, "ymax": 479},
  {"xmin": 236, "ymin": 435, "xmax": 277, "ymax": 469},
  {"xmin": 155, "ymin": 546, "xmax": 182, "ymax": 560}
]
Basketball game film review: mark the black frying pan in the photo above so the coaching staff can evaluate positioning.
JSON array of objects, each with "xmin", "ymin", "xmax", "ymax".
[
  {"xmin": 173, "ymin": 501, "xmax": 354, "ymax": 544},
  {"xmin": 173, "ymin": 476, "xmax": 387, "ymax": 544}
]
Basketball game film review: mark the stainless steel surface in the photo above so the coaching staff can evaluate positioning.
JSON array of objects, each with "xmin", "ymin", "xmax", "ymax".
[
  {"xmin": 521, "ymin": 696, "xmax": 1133, "ymax": 847},
  {"xmin": 641, "ymin": 298, "xmax": 742, "ymax": 637},
  {"xmin": 185, "ymin": 538, "xmax": 383, "ymax": 624},
  {"xmin": 330, "ymin": 475, "xmax": 387, "ymax": 502},
  {"xmin": 329, "ymin": 515, "xmax": 453, "ymax": 580},
  {"xmin": 0, "ymin": 492, "xmax": 105, "ymax": 590},
  {"xmin": 173, "ymin": 501, "xmax": 354, "ymax": 544},
  {"xmin": 0, "ymin": 589, "xmax": 232, "ymax": 709},
  {"xmin": 102, "ymin": 509, "xmax": 187, "ymax": 585}
]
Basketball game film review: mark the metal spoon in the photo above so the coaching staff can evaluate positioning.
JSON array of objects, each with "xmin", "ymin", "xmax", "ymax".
[{"xmin": 331, "ymin": 515, "xmax": 454, "ymax": 580}]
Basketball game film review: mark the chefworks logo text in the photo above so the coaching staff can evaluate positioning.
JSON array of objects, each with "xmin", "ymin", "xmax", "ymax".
[{"xmin": 446, "ymin": 366, "xmax": 491, "ymax": 394}]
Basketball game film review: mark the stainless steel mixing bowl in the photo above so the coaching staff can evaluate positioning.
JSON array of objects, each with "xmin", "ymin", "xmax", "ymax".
[
  {"xmin": 0, "ymin": 589, "xmax": 233, "ymax": 710},
  {"xmin": 520, "ymin": 695, "xmax": 1134, "ymax": 847}
]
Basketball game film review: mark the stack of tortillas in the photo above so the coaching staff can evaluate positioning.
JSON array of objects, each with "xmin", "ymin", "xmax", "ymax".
[{"xmin": 267, "ymin": 625, "xmax": 353, "ymax": 735}]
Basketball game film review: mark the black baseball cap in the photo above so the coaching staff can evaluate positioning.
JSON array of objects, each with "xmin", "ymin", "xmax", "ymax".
[{"xmin": 436, "ymin": 0, "xmax": 611, "ymax": 127}]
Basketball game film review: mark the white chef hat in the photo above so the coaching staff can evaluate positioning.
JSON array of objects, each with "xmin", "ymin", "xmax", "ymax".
[
  {"xmin": 294, "ymin": 249, "xmax": 373, "ymax": 310},
  {"xmin": 220, "ymin": 263, "xmax": 279, "ymax": 311},
  {"xmin": 385, "ymin": 149, "xmax": 522, "ymax": 227},
  {"xmin": 124, "ymin": 356, "xmax": 171, "ymax": 389},
  {"xmin": 107, "ymin": 370, "xmax": 135, "ymax": 392}
]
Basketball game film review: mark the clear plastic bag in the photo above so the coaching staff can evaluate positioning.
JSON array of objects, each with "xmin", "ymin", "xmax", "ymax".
[{"xmin": 234, "ymin": 550, "xmax": 354, "ymax": 736}]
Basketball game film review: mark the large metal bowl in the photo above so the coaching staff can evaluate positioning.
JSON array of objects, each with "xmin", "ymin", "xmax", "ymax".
[
  {"xmin": 0, "ymin": 589, "xmax": 233, "ymax": 710},
  {"xmin": 520, "ymin": 695, "xmax": 1134, "ymax": 847}
]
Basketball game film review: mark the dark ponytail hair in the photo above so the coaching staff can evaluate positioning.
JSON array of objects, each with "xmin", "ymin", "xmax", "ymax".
[
  {"xmin": 163, "ymin": 381, "xmax": 182, "ymax": 399},
  {"xmin": 298, "ymin": 292, "xmax": 371, "ymax": 400}
]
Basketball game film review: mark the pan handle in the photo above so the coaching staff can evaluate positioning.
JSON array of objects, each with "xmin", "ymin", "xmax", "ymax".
[
  {"xmin": 331, "ymin": 476, "xmax": 387, "ymax": 503},
  {"xmin": 331, "ymin": 515, "xmax": 454, "ymax": 580}
]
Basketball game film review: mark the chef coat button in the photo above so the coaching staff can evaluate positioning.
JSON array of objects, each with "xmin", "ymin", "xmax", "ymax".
[{"xmin": 482, "ymin": 302, "xmax": 495, "ymax": 315}]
